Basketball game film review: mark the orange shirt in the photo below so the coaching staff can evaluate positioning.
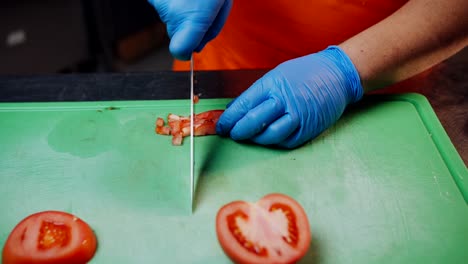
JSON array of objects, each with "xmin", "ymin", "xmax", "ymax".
[{"xmin": 173, "ymin": 0, "xmax": 408, "ymax": 71}]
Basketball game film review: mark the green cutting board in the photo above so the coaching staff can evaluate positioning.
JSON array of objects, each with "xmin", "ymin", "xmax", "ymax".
[{"xmin": 0, "ymin": 94, "xmax": 467, "ymax": 263}]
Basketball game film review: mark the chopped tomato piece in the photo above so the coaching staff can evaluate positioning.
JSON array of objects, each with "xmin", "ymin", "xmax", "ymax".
[
  {"xmin": 155, "ymin": 110, "xmax": 224, "ymax": 145},
  {"xmin": 216, "ymin": 193, "xmax": 311, "ymax": 264}
]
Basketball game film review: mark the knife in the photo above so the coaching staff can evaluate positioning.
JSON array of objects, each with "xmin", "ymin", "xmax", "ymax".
[{"xmin": 189, "ymin": 55, "xmax": 195, "ymax": 211}]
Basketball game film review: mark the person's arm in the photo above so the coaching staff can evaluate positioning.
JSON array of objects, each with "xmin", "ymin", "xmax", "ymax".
[
  {"xmin": 216, "ymin": 0, "xmax": 468, "ymax": 148},
  {"xmin": 340, "ymin": 0, "xmax": 468, "ymax": 92}
]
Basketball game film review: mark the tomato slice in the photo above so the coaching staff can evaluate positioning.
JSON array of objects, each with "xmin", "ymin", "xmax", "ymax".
[
  {"xmin": 2, "ymin": 211, "xmax": 97, "ymax": 264},
  {"xmin": 216, "ymin": 193, "xmax": 311, "ymax": 264}
]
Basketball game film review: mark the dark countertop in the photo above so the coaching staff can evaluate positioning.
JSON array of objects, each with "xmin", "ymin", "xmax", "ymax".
[{"xmin": 0, "ymin": 48, "xmax": 466, "ymax": 166}]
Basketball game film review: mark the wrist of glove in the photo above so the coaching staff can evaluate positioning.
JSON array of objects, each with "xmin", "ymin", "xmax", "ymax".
[
  {"xmin": 216, "ymin": 46, "xmax": 364, "ymax": 148},
  {"xmin": 148, "ymin": 0, "xmax": 232, "ymax": 60}
]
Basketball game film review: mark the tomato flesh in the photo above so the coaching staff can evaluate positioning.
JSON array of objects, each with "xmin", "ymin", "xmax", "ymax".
[
  {"xmin": 227, "ymin": 210, "xmax": 268, "ymax": 256},
  {"xmin": 2, "ymin": 211, "xmax": 97, "ymax": 264},
  {"xmin": 216, "ymin": 193, "xmax": 311, "ymax": 264},
  {"xmin": 38, "ymin": 221, "xmax": 71, "ymax": 250}
]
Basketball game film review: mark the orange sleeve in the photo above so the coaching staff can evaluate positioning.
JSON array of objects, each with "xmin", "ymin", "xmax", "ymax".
[{"xmin": 173, "ymin": 0, "xmax": 408, "ymax": 71}]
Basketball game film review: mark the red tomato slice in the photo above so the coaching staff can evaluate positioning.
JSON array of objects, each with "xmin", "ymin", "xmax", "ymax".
[
  {"xmin": 216, "ymin": 193, "xmax": 311, "ymax": 264},
  {"xmin": 2, "ymin": 211, "xmax": 97, "ymax": 264}
]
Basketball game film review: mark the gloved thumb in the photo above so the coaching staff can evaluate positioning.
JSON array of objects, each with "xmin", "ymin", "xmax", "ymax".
[{"xmin": 169, "ymin": 22, "xmax": 207, "ymax": 60}]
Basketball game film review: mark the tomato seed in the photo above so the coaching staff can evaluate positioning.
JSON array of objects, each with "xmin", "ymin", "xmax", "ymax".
[{"xmin": 38, "ymin": 221, "xmax": 71, "ymax": 250}]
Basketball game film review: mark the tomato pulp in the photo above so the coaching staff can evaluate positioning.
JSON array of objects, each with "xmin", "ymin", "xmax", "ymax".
[
  {"xmin": 216, "ymin": 193, "xmax": 311, "ymax": 264},
  {"xmin": 2, "ymin": 211, "xmax": 97, "ymax": 264}
]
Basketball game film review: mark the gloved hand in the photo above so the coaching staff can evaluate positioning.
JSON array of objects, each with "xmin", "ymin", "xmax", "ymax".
[
  {"xmin": 148, "ymin": 0, "xmax": 233, "ymax": 60},
  {"xmin": 216, "ymin": 46, "xmax": 364, "ymax": 149}
]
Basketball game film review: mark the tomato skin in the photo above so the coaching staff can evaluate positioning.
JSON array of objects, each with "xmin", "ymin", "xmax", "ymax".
[
  {"xmin": 2, "ymin": 211, "xmax": 97, "ymax": 264},
  {"xmin": 216, "ymin": 193, "xmax": 311, "ymax": 264}
]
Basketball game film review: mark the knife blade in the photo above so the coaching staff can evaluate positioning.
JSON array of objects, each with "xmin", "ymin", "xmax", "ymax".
[{"xmin": 189, "ymin": 55, "xmax": 195, "ymax": 211}]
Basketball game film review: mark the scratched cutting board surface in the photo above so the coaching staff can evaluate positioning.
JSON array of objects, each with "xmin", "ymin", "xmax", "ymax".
[{"xmin": 0, "ymin": 94, "xmax": 467, "ymax": 263}]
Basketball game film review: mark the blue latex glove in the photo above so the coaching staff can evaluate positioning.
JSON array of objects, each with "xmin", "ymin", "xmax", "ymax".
[
  {"xmin": 216, "ymin": 46, "xmax": 364, "ymax": 149},
  {"xmin": 148, "ymin": 0, "xmax": 232, "ymax": 60}
]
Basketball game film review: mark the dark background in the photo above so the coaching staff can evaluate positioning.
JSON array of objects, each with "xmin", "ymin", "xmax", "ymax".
[{"xmin": 0, "ymin": 0, "xmax": 172, "ymax": 74}]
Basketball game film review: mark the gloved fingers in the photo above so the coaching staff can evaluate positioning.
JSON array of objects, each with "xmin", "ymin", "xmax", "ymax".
[
  {"xmin": 195, "ymin": 0, "xmax": 233, "ymax": 52},
  {"xmin": 229, "ymin": 98, "xmax": 284, "ymax": 140},
  {"xmin": 169, "ymin": 21, "xmax": 208, "ymax": 60},
  {"xmin": 225, "ymin": 96, "xmax": 238, "ymax": 108},
  {"xmin": 216, "ymin": 79, "xmax": 270, "ymax": 135},
  {"xmin": 147, "ymin": 0, "xmax": 161, "ymax": 10},
  {"xmin": 276, "ymin": 130, "xmax": 311, "ymax": 149},
  {"xmin": 250, "ymin": 114, "xmax": 299, "ymax": 146}
]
